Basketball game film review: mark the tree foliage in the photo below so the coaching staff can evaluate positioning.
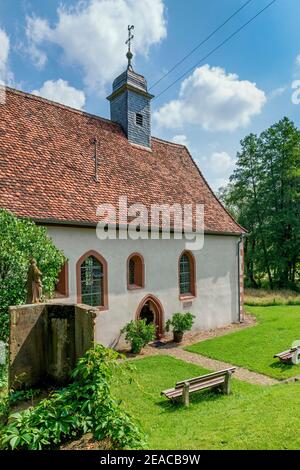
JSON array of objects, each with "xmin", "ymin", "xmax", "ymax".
[
  {"xmin": 219, "ymin": 117, "xmax": 300, "ymax": 289},
  {"xmin": 1, "ymin": 345, "xmax": 146, "ymax": 450},
  {"xmin": 0, "ymin": 209, "xmax": 65, "ymax": 340}
]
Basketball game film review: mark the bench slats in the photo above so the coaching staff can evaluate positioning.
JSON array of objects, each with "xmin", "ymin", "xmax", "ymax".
[
  {"xmin": 163, "ymin": 377, "xmax": 225, "ymax": 399},
  {"xmin": 274, "ymin": 347, "xmax": 300, "ymax": 361},
  {"xmin": 161, "ymin": 367, "xmax": 236, "ymax": 404},
  {"xmin": 275, "ymin": 353, "xmax": 292, "ymax": 360},
  {"xmin": 175, "ymin": 367, "xmax": 236, "ymax": 388}
]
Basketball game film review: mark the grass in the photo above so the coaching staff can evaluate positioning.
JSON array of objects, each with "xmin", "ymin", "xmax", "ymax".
[
  {"xmin": 113, "ymin": 355, "xmax": 300, "ymax": 450},
  {"xmin": 186, "ymin": 305, "xmax": 300, "ymax": 379},
  {"xmin": 245, "ymin": 288, "xmax": 300, "ymax": 306}
]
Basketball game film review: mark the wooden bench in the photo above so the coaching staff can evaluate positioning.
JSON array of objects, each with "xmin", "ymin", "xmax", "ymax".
[
  {"xmin": 161, "ymin": 367, "xmax": 236, "ymax": 407},
  {"xmin": 274, "ymin": 347, "xmax": 300, "ymax": 365}
]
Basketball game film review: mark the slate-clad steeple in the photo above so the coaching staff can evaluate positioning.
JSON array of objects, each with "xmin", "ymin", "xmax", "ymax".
[{"xmin": 107, "ymin": 26, "xmax": 154, "ymax": 149}]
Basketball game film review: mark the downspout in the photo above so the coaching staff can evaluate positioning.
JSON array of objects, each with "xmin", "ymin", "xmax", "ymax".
[{"xmin": 237, "ymin": 234, "xmax": 246, "ymax": 323}]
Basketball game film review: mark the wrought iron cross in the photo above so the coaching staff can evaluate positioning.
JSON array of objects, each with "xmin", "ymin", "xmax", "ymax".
[{"xmin": 126, "ymin": 25, "xmax": 134, "ymax": 70}]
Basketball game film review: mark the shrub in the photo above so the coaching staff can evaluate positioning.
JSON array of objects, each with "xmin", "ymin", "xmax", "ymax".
[
  {"xmin": 166, "ymin": 312, "xmax": 195, "ymax": 333},
  {"xmin": 122, "ymin": 319, "xmax": 156, "ymax": 354},
  {"xmin": 0, "ymin": 394, "xmax": 9, "ymax": 428},
  {"xmin": 0, "ymin": 367, "xmax": 8, "ymax": 427},
  {"xmin": 0, "ymin": 209, "xmax": 66, "ymax": 341},
  {"xmin": 1, "ymin": 345, "xmax": 146, "ymax": 450},
  {"xmin": 9, "ymin": 388, "xmax": 41, "ymax": 406}
]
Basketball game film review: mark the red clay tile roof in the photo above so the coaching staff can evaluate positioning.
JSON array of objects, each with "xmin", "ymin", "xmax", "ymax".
[{"xmin": 0, "ymin": 87, "xmax": 244, "ymax": 234}]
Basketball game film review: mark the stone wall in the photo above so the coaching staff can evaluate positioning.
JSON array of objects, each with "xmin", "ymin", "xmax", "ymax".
[
  {"xmin": 75, "ymin": 305, "xmax": 97, "ymax": 360},
  {"xmin": 9, "ymin": 304, "xmax": 47, "ymax": 389},
  {"xmin": 9, "ymin": 303, "xmax": 96, "ymax": 389}
]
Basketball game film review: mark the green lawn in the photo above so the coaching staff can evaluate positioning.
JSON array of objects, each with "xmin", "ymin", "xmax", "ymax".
[
  {"xmin": 113, "ymin": 355, "xmax": 300, "ymax": 450},
  {"xmin": 186, "ymin": 305, "xmax": 300, "ymax": 380}
]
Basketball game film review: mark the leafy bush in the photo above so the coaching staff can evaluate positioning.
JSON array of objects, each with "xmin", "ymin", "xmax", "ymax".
[
  {"xmin": 0, "ymin": 364, "xmax": 7, "ymax": 391},
  {"xmin": 166, "ymin": 312, "xmax": 195, "ymax": 333},
  {"xmin": 1, "ymin": 345, "xmax": 146, "ymax": 450},
  {"xmin": 9, "ymin": 388, "xmax": 41, "ymax": 405},
  {"xmin": 0, "ymin": 364, "xmax": 9, "ymax": 428},
  {"xmin": 0, "ymin": 209, "xmax": 66, "ymax": 341},
  {"xmin": 0, "ymin": 394, "xmax": 9, "ymax": 428},
  {"xmin": 122, "ymin": 319, "xmax": 156, "ymax": 354}
]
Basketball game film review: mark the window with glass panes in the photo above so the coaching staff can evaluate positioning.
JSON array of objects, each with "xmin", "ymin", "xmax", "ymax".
[
  {"xmin": 129, "ymin": 258, "xmax": 135, "ymax": 285},
  {"xmin": 179, "ymin": 253, "xmax": 191, "ymax": 295},
  {"xmin": 80, "ymin": 256, "xmax": 103, "ymax": 306}
]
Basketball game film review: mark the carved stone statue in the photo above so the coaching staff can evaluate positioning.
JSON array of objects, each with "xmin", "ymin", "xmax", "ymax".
[{"xmin": 27, "ymin": 258, "xmax": 43, "ymax": 304}]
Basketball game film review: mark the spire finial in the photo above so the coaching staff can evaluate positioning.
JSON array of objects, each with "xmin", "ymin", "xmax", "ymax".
[{"xmin": 126, "ymin": 25, "xmax": 134, "ymax": 70}]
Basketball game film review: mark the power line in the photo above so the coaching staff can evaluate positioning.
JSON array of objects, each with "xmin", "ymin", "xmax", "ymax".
[
  {"xmin": 149, "ymin": 0, "xmax": 253, "ymax": 90},
  {"xmin": 154, "ymin": 0, "xmax": 277, "ymax": 101}
]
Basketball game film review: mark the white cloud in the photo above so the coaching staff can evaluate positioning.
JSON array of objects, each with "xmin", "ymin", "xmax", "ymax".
[
  {"xmin": 195, "ymin": 150, "xmax": 236, "ymax": 192},
  {"xmin": 172, "ymin": 134, "xmax": 189, "ymax": 146},
  {"xmin": 205, "ymin": 151, "xmax": 235, "ymax": 174},
  {"xmin": 296, "ymin": 54, "xmax": 300, "ymax": 66},
  {"xmin": 0, "ymin": 27, "xmax": 13, "ymax": 85},
  {"xmin": 154, "ymin": 64, "xmax": 266, "ymax": 132},
  {"xmin": 32, "ymin": 79, "xmax": 86, "ymax": 109},
  {"xmin": 212, "ymin": 177, "xmax": 229, "ymax": 191},
  {"xmin": 26, "ymin": 0, "xmax": 167, "ymax": 92},
  {"xmin": 268, "ymin": 86, "xmax": 287, "ymax": 99},
  {"xmin": 26, "ymin": 17, "xmax": 50, "ymax": 68}
]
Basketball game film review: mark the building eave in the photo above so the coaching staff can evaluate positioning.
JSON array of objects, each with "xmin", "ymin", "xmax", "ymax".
[
  {"xmin": 107, "ymin": 83, "xmax": 154, "ymax": 101},
  {"xmin": 34, "ymin": 217, "xmax": 245, "ymax": 236}
]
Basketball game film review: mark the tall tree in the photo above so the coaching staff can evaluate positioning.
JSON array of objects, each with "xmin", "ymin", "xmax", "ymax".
[
  {"xmin": 259, "ymin": 118, "xmax": 300, "ymax": 287},
  {"xmin": 219, "ymin": 118, "xmax": 300, "ymax": 289}
]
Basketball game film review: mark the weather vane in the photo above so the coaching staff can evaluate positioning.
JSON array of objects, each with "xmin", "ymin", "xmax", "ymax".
[{"xmin": 126, "ymin": 25, "xmax": 134, "ymax": 70}]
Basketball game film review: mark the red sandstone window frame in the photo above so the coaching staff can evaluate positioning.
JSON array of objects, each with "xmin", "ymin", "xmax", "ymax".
[
  {"xmin": 54, "ymin": 261, "xmax": 69, "ymax": 299},
  {"xmin": 127, "ymin": 253, "xmax": 145, "ymax": 290},
  {"xmin": 76, "ymin": 250, "xmax": 108, "ymax": 310},
  {"xmin": 178, "ymin": 250, "xmax": 196, "ymax": 300}
]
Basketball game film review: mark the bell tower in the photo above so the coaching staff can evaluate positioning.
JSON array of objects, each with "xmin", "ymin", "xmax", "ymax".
[{"xmin": 107, "ymin": 26, "xmax": 154, "ymax": 149}]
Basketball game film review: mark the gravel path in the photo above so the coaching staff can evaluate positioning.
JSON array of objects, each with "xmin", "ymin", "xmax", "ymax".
[
  {"xmin": 137, "ymin": 314, "xmax": 278, "ymax": 385},
  {"xmin": 155, "ymin": 347, "xmax": 279, "ymax": 386},
  {"xmin": 125, "ymin": 315, "xmax": 279, "ymax": 386}
]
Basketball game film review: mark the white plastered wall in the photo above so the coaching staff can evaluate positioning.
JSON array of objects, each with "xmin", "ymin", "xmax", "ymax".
[{"xmin": 46, "ymin": 226, "xmax": 240, "ymax": 348}]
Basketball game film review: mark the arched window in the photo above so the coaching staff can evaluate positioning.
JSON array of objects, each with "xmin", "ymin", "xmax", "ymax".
[
  {"xmin": 77, "ymin": 251, "xmax": 108, "ymax": 309},
  {"xmin": 179, "ymin": 251, "xmax": 196, "ymax": 298},
  {"xmin": 127, "ymin": 253, "xmax": 144, "ymax": 289}
]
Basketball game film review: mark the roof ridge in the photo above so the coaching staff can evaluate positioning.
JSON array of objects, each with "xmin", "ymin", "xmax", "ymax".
[
  {"xmin": 5, "ymin": 87, "xmax": 195, "ymax": 150},
  {"xmin": 5, "ymin": 86, "xmax": 119, "ymax": 127}
]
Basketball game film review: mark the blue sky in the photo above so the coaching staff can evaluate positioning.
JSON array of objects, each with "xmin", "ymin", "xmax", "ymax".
[{"xmin": 0, "ymin": 0, "xmax": 299, "ymax": 190}]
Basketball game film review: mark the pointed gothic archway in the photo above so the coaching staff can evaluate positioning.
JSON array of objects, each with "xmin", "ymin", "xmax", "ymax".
[{"xmin": 135, "ymin": 294, "xmax": 164, "ymax": 339}]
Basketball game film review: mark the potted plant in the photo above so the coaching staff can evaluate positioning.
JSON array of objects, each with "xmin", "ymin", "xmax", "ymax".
[
  {"xmin": 165, "ymin": 312, "xmax": 195, "ymax": 343},
  {"xmin": 121, "ymin": 319, "xmax": 156, "ymax": 354}
]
